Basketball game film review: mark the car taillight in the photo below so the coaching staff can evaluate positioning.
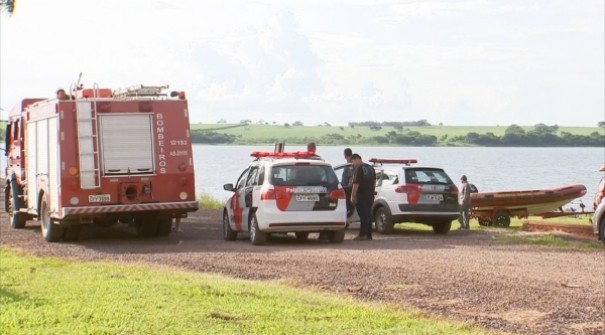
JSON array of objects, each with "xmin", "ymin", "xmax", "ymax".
[
  {"xmin": 395, "ymin": 183, "xmax": 422, "ymax": 204},
  {"xmin": 450, "ymin": 185, "xmax": 459, "ymax": 195},
  {"xmin": 261, "ymin": 189, "xmax": 286, "ymax": 200},
  {"xmin": 329, "ymin": 188, "xmax": 346, "ymax": 201},
  {"xmin": 261, "ymin": 189, "xmax": 275, "ymax": 200}
]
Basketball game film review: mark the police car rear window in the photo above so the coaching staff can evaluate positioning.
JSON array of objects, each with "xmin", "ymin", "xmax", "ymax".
[
  {"xmin": 271, "ymin": 165, "xmax": 339, "ymax": 186},
  {"xmin": 404, "ymin": 168, "xmax": 452, "ymax": 185}
]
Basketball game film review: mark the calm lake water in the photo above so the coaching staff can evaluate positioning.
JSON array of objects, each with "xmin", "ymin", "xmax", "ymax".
[
  {"xmin": 2, "ymin": 144, "xmax": 602, "ymax": 209},
  {"xmin": 195, "ymin": 145, "xmax": 605, "ymax": 208}
]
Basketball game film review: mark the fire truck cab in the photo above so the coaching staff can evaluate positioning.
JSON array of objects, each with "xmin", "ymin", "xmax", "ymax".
[{"xmin": 4, "ymin": 84, "xmax": 198, "ymax": 242}]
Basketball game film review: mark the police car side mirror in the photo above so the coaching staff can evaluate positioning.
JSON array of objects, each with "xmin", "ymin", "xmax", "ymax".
[{"xmin": 223, "ymin": 183, "xmax": 234, "ymax": 192}]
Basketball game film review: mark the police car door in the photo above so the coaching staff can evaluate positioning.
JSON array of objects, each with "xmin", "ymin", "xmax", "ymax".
[
  {"xmin": 230, "ymin": 167, "xmax": 250, "ymax": 231},
  {"xmin": 242, "ymin": 165, "xmax": 261, "ymax": 231}
]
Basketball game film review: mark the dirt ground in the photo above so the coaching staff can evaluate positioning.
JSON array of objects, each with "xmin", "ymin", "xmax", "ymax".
[{"xmin": 1, "ymin": 207, "xmax": 604, "ymax": 335}]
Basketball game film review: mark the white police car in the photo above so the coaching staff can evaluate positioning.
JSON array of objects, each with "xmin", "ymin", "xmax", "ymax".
[
  {"xmin": 223, "ymin": 151, "xmax": 347, "ymax": 245},
  {"xmin": 334, "ymin": 158, "xmax": 459, "ymax": 234}
]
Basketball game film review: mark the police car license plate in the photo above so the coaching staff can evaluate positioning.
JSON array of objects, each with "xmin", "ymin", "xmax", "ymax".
[
  {"xmin": 89, "ymin": 194, "xmax": 111, "ymax": 203},
  {"xmin": 425, "ymin": 194, "xmax": 443, "ymax": 201},
  {"xmin": 296, "ymin": 194, "xmax": 319, "ymax": 202}
]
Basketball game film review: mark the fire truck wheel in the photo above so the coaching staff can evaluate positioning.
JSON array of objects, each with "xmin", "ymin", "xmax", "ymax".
[
  {"xmin": 135, "ymin": 216, "xmax": 158, "ymax": 237},
  {"xmin": 40, "ymin": 197, "xmax": 63, "ymax": 242},
  {"xmin": 156, "ymin": 216, "xmax": 172, "ymax": 237},
  {"xmin": 7, "ymin": 187, "xmax": 27, "ymax": 229},
  {"xmin": 94, "ymin": 218, "xmax": 118, "ymax": 227},
  {"xmin": 63, "ymin": 225, "xmax": 81, "ymax": 242}
]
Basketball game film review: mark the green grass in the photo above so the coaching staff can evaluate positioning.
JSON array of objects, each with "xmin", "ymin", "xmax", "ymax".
[
  {"xmin": 191, "ymin": 123, "xmax": 603, "ymax": 141},
  {"xmin": 0, "ymin": 248, "xmax": 492, "ymax": 335},
  {"xmin": 198, "ymin": 192, "xmax": 225, "ymax": 210},
  {"xmin": 535, "ymin": 214, "xmax": 594, "ymax": 225},
  {"xmin": 495, "ymin": 234, "xmax": 602, "ymax": 249}
]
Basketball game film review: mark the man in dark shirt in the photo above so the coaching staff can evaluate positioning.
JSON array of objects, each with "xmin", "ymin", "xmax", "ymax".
[
  {"xmin": 350, "ymin": 153, "xmax": 376, "ymax": 240},
  {"xmin": 342, "ymin": 148, "xmax": 354, "ymax": 218}
]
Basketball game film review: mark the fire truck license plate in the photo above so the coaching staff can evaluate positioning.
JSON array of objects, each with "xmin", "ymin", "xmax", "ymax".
[
  {"xmin": 89, "ymin": 194, "xmax": 111, "ymax": 203},
  {"xmin": 296, "ymin": 194, "xmax": 320, "ymax": 202}
]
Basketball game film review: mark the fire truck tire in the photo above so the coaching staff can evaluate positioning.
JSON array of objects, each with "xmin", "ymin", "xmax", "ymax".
[
  {"xmin": 94, "ymin": 218, "xmax": 118, "ymax": 227},
  {"xmin": 249, "ymin": 214, "xmax": 267, "ymax": 245},
  {"xmin": 63, "ymin": 225, "xmax": 81, "ymax": 242},
  {"xmin": 156, "ymin": 217, "xmax": 172, "ymax": 237},
  {"xmin": 222, "ymin": 212, "xmax": 238, "ymax": 241},
  {"xmin": 135, "ymin": 216, "xmax": 159, "ymax": 237},
  {"xmin": 8, "ymin": 187, "xmax": 27, "ymax": 229},
  {"xmin": 40, "ymin": 197, "xmax": 63, "ymax": 242}
]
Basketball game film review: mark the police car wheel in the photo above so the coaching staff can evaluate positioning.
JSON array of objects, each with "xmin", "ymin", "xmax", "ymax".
[
  {"xmin": 374, "ymin": 206, "xmax": 394, "ymax": 234},
  {"xmin": 432, "ymin": 220, "xmax": 452, "ymax": 234},
  {"xmin": 295, "ymin": 232, "xmax": 309, "ymax": 240},
  {"xmin": 223, "ymin": 212, "xmax": 238, "ymax": 241},
  {"xmin": 599, "ymin": 217, "xmax": 605, "ymax": 244},
  {"xmin": 249, "ymin": 215, "xmax": 266, "ymax": 245},
  {"xmin": 328, "ymin": 230, "xmax": 345, "ymax": 243}
]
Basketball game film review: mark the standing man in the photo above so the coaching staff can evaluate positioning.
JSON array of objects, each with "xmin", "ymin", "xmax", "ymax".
[
  {"xmin": 307, "ymin": 142, "xmax": 321, "ymax": 159},
  {"xmin": 350, "ymin": 154, "xmax": 376, "ymax": 240},
  {"xmin": 342, "ymin": 148, "xmax": 354, "ymax": 221},
  {"xmin": 459, "ymin": 175, "xmax": 471, "ymax": 230},
  {"xmin": 342, "ymin": 148, "xmax": 353, "ymax": 185}
]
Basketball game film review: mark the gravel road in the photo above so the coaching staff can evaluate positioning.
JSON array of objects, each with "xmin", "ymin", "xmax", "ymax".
[{"xmin": 1, "ymin": 208, "xmax": 603, "ymax": 335}]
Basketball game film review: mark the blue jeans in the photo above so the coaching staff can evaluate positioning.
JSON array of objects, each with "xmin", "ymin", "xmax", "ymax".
[
  {"xmin": 460, "ymin": 203, "xmax": 471, "ymax": 228},
  {"xmin": 356, "ymin": 203, "xmax": 373, "ymax": 237}
]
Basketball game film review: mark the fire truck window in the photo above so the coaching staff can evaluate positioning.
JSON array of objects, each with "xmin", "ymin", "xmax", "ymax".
[{"xmin": 4, "ymin": 123, "xmax": 11, "ymax": 155}]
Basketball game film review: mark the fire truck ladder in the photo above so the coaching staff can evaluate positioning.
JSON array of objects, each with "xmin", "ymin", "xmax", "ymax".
[{"xmin": 75, "ymin": 99, "xmax": 101, "ymax": 189}]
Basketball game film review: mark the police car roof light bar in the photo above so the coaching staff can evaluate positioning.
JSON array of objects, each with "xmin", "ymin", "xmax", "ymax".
[
  {"xmin": 369, "ymin": 158, "xmax": 418, "ymax": 165},
  {"xmin": 251, "ymin": 151, "xmax": 316, "ymax": 158}
]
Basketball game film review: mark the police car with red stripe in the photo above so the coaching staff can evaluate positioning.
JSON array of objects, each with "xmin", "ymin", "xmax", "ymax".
[
  {"xmin": 335, "ymin": 158, "xmax": 460, "ymax": 234},
  {"xmin": 222, "ymin": 151, "xmax": 347, "ymax": 245}
]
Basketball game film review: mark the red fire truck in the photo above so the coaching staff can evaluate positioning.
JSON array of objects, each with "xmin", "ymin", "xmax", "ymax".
[{"xmin": 4, "ymin": 84, "xmax": 198, "ymax": 242}]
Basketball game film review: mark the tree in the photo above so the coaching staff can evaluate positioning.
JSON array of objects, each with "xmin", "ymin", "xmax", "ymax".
[
  {"xmin": 504, "ymin": 124, "xmax": 525, "ymax": 135},
  {"xmin": 293, "ymin": 121, "xmax": 303, "ymax": 126},
  {"xmin": 598, "ymin": 121, "xmax": 605, "ymax": 128},
  {"xmin": 1, "ymin": 0, "xmax": 16, "ymax": 16},
  {"xmin": 533, "ymin": 123, "xmax": 558, "ymax": 135}
]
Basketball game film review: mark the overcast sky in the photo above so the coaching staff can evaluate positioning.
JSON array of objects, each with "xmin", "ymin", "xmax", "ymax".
[{"xmin": 1, "ymin": 0, "xmax": 603, "ymax": 126}]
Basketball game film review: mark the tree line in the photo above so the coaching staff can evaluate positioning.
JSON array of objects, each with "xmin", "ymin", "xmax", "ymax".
[{"xmin": 190, "ymin": 123, "xmax": 604, "ymax": 147}]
